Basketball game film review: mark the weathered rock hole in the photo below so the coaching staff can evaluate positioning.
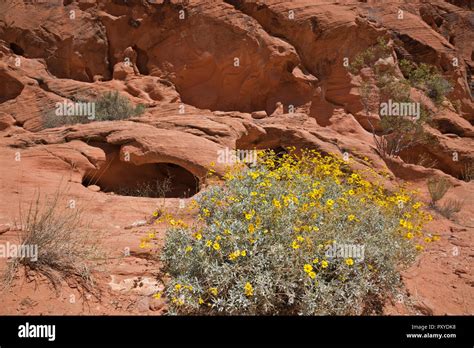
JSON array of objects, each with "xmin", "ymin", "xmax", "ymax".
[
  {"xmin": 9, "ymin": 43, "xmax": 24, "ymax": 56},
  {"xmin": 82, "ymin": 143, "xmax": 199, "ymax": 198},
  {"xmin": 133, "ymin": 45, "xmax": 149, "ymax": 75}
]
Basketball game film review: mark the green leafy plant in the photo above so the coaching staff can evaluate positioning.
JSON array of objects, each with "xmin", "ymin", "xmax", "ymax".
[
  {"xmin": 349, "ymin": 37, "xmax": 391, "ymax": 74},
  {"xmin": 354, "ymin": 40, "xmax": 436, "ymax": 158},
  {"xmin": 399, "ymin": 60, "xmax": 452, "ymax": 104}
]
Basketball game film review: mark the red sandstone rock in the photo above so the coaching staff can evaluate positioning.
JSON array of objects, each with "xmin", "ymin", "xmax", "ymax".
[{"xmin": 0, "ymin": 0, "xmax": 472, "ymax": 316}]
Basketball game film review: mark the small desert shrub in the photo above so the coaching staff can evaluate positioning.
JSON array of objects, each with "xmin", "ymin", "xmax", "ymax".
[
  {"xmin": 42, "ymin": 91, "xmax": 144, "ymax": 128},
  {"xmin": 94, "ymin": 91, "xmax": 145, "ymax": 121},
  {"xmin": 427, "ymin": 177, "xmax": 451, "ymax": 206},
  {"xmin": 399, "ymin": 60, "xmax": 453, "ymax": 104},
  {"xmin": 376, "ymin": 73, "xmax": 411, "ymax": 101},
  {"xmin": 354, "ymin": 40, "xmax": 436, "ymax": 158},
  {"xmin": 157, "ymin": 149, "xmax": 434, "ymax": 315},
  {"xmin": 349, "ymin": 37, "xmax": 391, "ymax": 74},
  {"xmin": 2, "ymin": 190, "xmax": 99, "ymax": 291},
  {"xmin": 360, "ymin": 75, "xmax": 434, "ymax": 157}
]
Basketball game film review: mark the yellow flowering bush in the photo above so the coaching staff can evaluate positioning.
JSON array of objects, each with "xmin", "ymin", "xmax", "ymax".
[{"xmin": 160, "ymin": 149, "xmax": 435, "ymax": 315}]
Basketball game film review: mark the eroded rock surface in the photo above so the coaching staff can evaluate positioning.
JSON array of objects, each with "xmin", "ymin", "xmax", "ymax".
[{"xmin": 0, "ymin": 0, "xmax": 472, "ymax": 315}]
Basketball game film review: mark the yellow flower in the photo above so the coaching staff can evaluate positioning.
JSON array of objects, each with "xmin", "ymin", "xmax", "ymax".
[
  {"xmin": 206, "ymin": 240, "xmax": 212, "ymax": 247},
  {"xmin": 153, "ymin": 292, "xmax": 162, "ymax": 299},
  {"xmin": 248, "ymin": 223, "xmax": 255, "ymax": 234},
  {"xmin": 224, "ymin": 172, "xmax": 235, "ymax": 180},
  {"xmin": 308, "ymin": 271, "xmax": 316, "ymax": 279},
  {"xmin": 424, "ymin": 237, "xmax": 432, "ymax": 243},
  {"xmin": 432, "ymin": 235, "xmax": 440, "ymax": 241},
  {"xmin": 212, "ymin": 242, "xmax": 221, "ymax": 251},
  {"xmin": 291, "ymin": 240, "xmax": 300, "ymax": 249},
  {"xmin": 347, "ymin": 214, "xmax": 356, "ymax": 221},
  {"xmin": 303, "ymin": 264, "xmax": 313, "ymax": 273},
  {"xmin": 273, "ymin": 199, "xmax": 282, "ymax": 209},
  {"xmin": 415, "ymin": 244, "xmax": 424, "ymax": 251},
  {"xmin": 185, "ymin": 245, "xmax": 193, "ymax": 253},
  {"xmin": 241, "ymin": 250, "xmax": 247, "ymax": 257},
  {"xmin": 148, "ymin": 232, "xmax": 156, "ymax": 239},
  {"xmin": 405, "ymin": 232, "xmax": 414, "ymax": 240},
  {"xmin": 152, "ymin": 211, "xmax": 159, "ymax": 217},
  {"xmin": 228, "ymin": 251, "xmax": 239, "ymax": 261},
  {"xmin": 174, "ymin": 284, "xmax": 182, "ymax": 291},
  {"xmin": 312, "ymin": 258, "xmax": 319, "ymax": 264},
  {"xmin": 198, "ymin": 297, "xmax": 204, "ymax": 305},
  {"xmin": 321, "ymin": 260, "xmax": 329, "ymax": 268},
  {"xmin": 348, "ymin": 189, "xmax": 355, "ymax": 196},
  {"xmin": 195, "ymin": 233, "xmax": 203, "ymax": 240},
  {"xmin": 250, "ymin": 191, "xmax": 258, "ymax": 196},
  {"xmin": 345, "ymin": 258, "xmax": 354, "ymax": 266},
  {"xmin": 296, "ymin": 235, "xmax": 304, "ymax": 242},
  {"xmin": 326, "ymin": 199, "xmax": 334, "ymax": 207},
  {"xmin": 248, "ymin": 171, "xmax": 260, "ymax": 180},
  {"xmin": 209, "ymin": 287, "xmax": 218, "ymax": 296},
  {"xmin": 244, "ymin": 282, "xmax": 254, "ymax": 297}
]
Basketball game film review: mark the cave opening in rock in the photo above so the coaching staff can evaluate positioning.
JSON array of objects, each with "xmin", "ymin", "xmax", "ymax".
[
  {"xmin": 82, "ymin": 143, "xmax": 199, "ymax": 198},
  {"xmin": 9, "ymin": 42, "xmax": 24, "ymax": 55},
  {"xmin": 133, "ymin": 45, "xmax": 149, "ymax": 75}
]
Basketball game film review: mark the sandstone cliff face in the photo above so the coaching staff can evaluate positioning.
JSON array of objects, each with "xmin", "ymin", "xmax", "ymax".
[{"xmin": 0, "ymin": 0, "xmax": 472, "ymax": 315}]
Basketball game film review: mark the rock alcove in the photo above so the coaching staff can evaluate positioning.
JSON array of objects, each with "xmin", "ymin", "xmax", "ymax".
[{"xmin": 82, "ymin": 143, "xmax": 199, "ymax": 198}]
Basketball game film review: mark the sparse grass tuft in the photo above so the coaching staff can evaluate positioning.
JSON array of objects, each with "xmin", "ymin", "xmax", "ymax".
[
  {"xmin": 2, "ymin": 189, "xmax": 99, "ymax": 293},
  {"xmin": 438, "ymin": 199, "xmax": 463, "ymax": 219},
  {"xmin": 427, "ymin": 177, "xmax": 451, "ymax": 206},
  {"xmin": 115, "ymin": 178, "xmax": 172, "ymax": 198}
]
